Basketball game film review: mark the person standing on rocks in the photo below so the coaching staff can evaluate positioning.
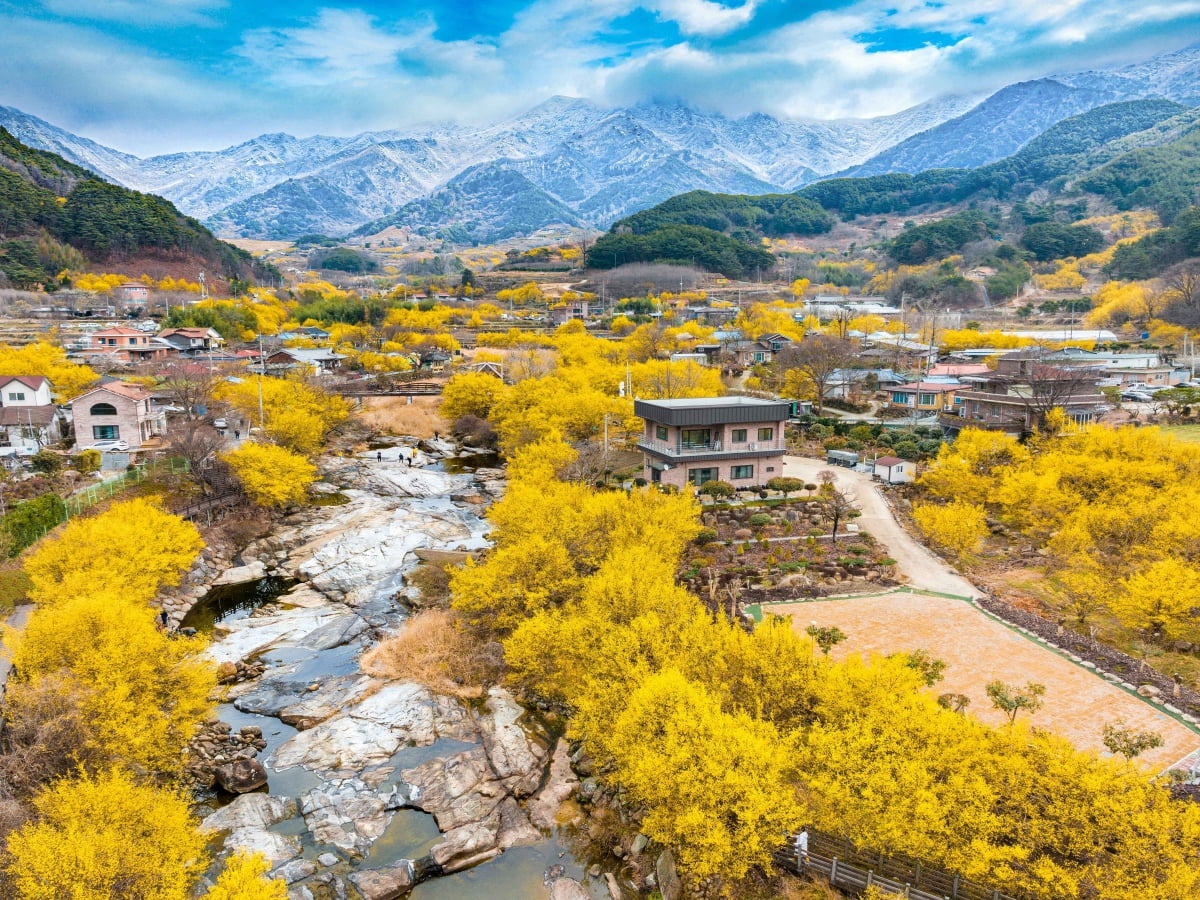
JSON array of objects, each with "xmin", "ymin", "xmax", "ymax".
[{"xmin": 377, "ymin": 451, "xmax": 383, "ymax": 461}]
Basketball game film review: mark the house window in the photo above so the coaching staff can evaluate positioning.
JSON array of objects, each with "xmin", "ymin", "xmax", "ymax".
[
  {"xmin": 731, "ymin": 465, "xmax": 754, "ymax": 480},
  {"xmin": 655, "ymin": 425, "xmax": 668, "ymax": 441},
  {"xmin": 7, "ymin": 392, "xmax": 23, "ymax": 401},
  {"xmin": 681, "ymin": 428, "xmax": 710, "ymax": 449},
  {"xmin": 129, "ymin": 338, "xmax": 137, "ymax": 345},
  {"xmin": 90, "ymin": 402, "xmax": 118, "ymax": 416},
  {"xmin": 918, "ymin": 393, "xmax": 936, "ymax": 406},
  {"xmin": 731, "ymin": 428, "xmax": 747, "ymax": 442},
  {"xmin": 757, "ymin": 427, "xmax": 774, "ymax": 441},
  {"xmin": 92, "ymin": 425, "xmax": 119, "ymax": 440},
  {"xmin": 891, "ymin": 391, "xmax": 910, "ymax": 405},
  {"xmin": 688, "ymin": 467, "xmax": 718, "ymax": 485}
]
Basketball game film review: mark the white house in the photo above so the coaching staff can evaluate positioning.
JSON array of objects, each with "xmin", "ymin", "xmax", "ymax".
[
  {"xmin": 873, "ymin": 455, "xmax": 915, "ymax": 484},
  {"xmin": 0, "ymin": 376, "xmax": 64, "ymax": 454}
]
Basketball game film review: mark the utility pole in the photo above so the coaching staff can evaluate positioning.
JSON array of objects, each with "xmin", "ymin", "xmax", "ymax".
[{"xmin": 257, "ymin": 335, "xmax": 266, "ymax": 429}]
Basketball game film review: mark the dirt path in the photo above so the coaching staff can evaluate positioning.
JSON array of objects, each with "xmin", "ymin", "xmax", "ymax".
[
  {"xmin": 772, "ymin": 591, "xmax": 1200, "ymax": 771},
  {"xmin": 782, "ymin": 455, "xmax": 979, "ymax": 598}
]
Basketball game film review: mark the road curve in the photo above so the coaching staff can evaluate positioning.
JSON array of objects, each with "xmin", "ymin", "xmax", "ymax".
[{"xmin": 781, "ymin": 455, "xmax": 980, "ymax": 598}]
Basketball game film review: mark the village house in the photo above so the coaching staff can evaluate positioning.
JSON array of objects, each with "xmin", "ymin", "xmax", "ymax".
[
  {"xmin": 0, "ymin": 376, "xmax": 65, "ymax": 454},
  {"xmin": 873, "ymin": 455, "xmax": 916, "ymax": 484},
  {"xmin": 887, "ymin": 381, "xmax": 961, "ymax": 412},
  {"xmin": 940, "ymin": 350, "xmax": 1107, "ymax": 437},
  {"xmin": 118, "ymin": 282, "xmax": 150, "ymax": 305},
  {"xmin": 78, "ymin": 326, "xmax": 170, "ymax": 364},
  {"xmin": 635, "ymin": 396, "xmax": 789, "ymax": 490},
  {"xmin": 69, "ymin": 381, "xmax": 166, "ymax": 450},
  {"xmin": 157, "ymin": 327, "xmax": 225, "ymax": 356},
  {"xmin": 266, "ymin": 347, "xmax": 347, "ymax": 375}
]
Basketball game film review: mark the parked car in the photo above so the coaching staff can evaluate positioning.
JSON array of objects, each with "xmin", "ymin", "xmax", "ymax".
[
  {"xmin": 212, "ymin": 418, "xmax": 228, "ymax": 430},
  {"xmin": 85, "ymin": 439, "xmax": 130, "ymax": 451},
  {"xmin": 1120, "ymin": 390, "xmax": 1154, "ymax": 403}
]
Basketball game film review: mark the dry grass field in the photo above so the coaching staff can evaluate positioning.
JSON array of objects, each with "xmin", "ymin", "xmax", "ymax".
[
  {"xmin": 357, "ymin": 395, "xmax": 448, "ymax": 438},
  {"xmin": 771, "ymin": 590, "xmax": 1200, "ymax": 771}
]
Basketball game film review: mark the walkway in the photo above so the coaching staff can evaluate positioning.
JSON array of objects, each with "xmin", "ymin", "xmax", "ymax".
[
  {"xmin": 0, "ymin": 603, "xmax": 33, "ymax": 695},
  {"xmin": 782, "ymin": 455, "xmax": 978, "ymax": 598}
]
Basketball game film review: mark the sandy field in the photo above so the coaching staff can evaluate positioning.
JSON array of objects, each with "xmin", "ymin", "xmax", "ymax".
[{"xmin": 771, "ymin": 590, "xmax": 1200, "ymax": 772}]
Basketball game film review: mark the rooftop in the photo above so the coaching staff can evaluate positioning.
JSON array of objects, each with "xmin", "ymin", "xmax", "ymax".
[{"xmin": 636, "ymin": 396, "xmax": 784, "ymax": 409}]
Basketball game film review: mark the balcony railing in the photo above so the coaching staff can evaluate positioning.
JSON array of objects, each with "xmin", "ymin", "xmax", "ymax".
[{"xmin": 637, "ymin": 438, "xmax": 787, "ymax": 457}]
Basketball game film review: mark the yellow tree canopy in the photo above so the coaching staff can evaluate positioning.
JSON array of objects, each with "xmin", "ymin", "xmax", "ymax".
[
  {"xmin": 24, "ymin": 498, "xmax": 203, "ymax": 606},
  {"xmin": 6, "ymin": 594, "xmax": 214, "ymax": 773},
  {"xmin": 203, "ymin": 853, "xmax": 287, "ymax": 900},
  {"xmin": 223, "ymin": 443, "xmax": 317, "ymax": 507},
  {"xmin": 0, "ymin": 341, "xmax": 98, "ymax": 401}
]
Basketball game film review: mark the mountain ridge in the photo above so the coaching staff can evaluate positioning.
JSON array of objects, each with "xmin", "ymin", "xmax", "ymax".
[{"xmin": 3, "ymin": 45, "xmax": 1199, "ymax": 242}]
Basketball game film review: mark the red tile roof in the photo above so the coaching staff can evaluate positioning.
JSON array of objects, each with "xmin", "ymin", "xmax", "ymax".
[{"xmin": 0, "ymin": 375, "xmax": 49, "ymax": 390}]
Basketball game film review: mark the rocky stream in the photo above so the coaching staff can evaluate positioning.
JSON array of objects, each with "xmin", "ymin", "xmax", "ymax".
[{"xmin": 173, "ymin": 443, "xmax": 637, "ymax": 900}]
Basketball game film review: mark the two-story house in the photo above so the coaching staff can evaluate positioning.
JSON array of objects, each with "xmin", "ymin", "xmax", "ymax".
[
  {"xmin": 635, "ymin": 396, "xmax": 790, "ymax": 489},
  {"xmin": 940, "ymin": 350, "xmax": 1107, "ymax": 437},
  {"xmin": 81, "ymin": 326, "xmax": 169, "ymax": 363},
  {"xmin": 0, "ymin": 376, "xmax": 65, "ymax": 453},
  {"xmin": 69, "ymin": 381, "xmax": 166, "ymax": 450}
]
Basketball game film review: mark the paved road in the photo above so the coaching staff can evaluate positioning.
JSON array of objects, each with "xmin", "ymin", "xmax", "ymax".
[
  {"xmin": 782, "ymin": 455, "xmax": 980, "ymax": 598},
  {"xmin": 0, "ymin": 603, "xmax": 33, "ymax": 694}
]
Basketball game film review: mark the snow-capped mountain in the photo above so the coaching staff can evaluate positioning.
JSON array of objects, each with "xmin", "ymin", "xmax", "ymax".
[
  {"xmin": 841, "ymin": 45, "xmax": 1200, "ymax": 178},
  {"xmin": 2, "ymin": 44, "xmax": 1197, "ymax": 241}
]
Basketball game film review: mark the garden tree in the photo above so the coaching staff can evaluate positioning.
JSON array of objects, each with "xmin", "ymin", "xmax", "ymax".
[
  {"xmin": 5, "ymin": 593, "xmax": 213, "ymax": 774},
  {"xmin": 775, "ymin": 335, "xmax": 857, "ymax": 414},
  {"xmin": 222, "ymin": 443, "xmax": 317, "ymax": 508},
  {"xmin": 813, "ymin": 475, "xmax": 858, "ymax": 541},
  {"xmin": 168, "ymin": 419, "xmax": 227, "ymax": 494},
  {"xmin": 203, "ymin": 852, "xmax": 287, "ymax": 900},
  {"xmin": 1047, "ymin": 566, "xmax": 1111, "ymax": 626},
  {"xmin": 1113, "ymin": 558, "xmax": 1200, "ymax": 639},
  {"xmin": 898, "ymin": 649, "xmax": 948, "ymax": 686},
  {"xmin": 1101, "ymin": 721, "xmax": 1164, "ymax": 761},
  {"xmin": 3, "ymin": 768, "xmax": 208, "ymax": 900},
  {"xmin": 158, "ymin": 359, "xmax": 218, "ymax": 418},
  {"xmin": 985, "ymin": 680, "xmax": 1046, "ymax": 725},
  {"xmin": 215, "ymin": 376, "xmax": 350, "ymax": 455},
  {"xmin": 23, "ymin": 498, "xmax": 203, "ymax": 606},
  {"xmin": 766, "ymin": 476, "xmax": 804, "ymax": 497},
  {"xmin": 805, "ymin": 624, "xmax": 846, "ymax": 656},
  {"xmin": 912, "ymin": 500, "xmax": 988, "ymax": 564},
  {"xmin": 601, "ymin": 669, "xmax": 803, "ymax": 883},
  {"xmin": 917, "ymin": 428, "xmax": 1031, "ymax": 505},
  {"xmin": 697, "ymin": 480, "xmax": 734, "ymax": 499},
  {"xmin": 937, "ymin": 692, "xmax": 971, "ymax": 713}
]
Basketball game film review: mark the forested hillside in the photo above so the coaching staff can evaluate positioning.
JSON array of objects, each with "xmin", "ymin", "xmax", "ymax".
[
  {"xmin": 796, "ymin": 100, "xmax": 1192, "ymax": 220},
  {"xmin": 612, "ymin": 191, "xmax": 833, "ymax": 239},
  {"xmin": 0, "ymin": 128, "xmax": 273, "ymax": 290}
]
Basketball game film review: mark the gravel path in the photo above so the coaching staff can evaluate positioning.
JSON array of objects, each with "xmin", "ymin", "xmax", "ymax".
[{"xmin": 782, "ymin": 455, "xmax": 980, "ymax": 599}]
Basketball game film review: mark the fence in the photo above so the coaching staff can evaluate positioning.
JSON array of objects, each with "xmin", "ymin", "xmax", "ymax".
[
  {"xmin": 64, "ymin": 458, "xmax": 191, "ymax": 517},
  {"xmin": 775, "ymin": 829, "xmax": 1020, "ymax": 900}
]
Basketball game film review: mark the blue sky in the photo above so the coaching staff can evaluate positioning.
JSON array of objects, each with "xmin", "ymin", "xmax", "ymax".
[{"xmin": 1, "ymin": 0, "xmax": 1198, "ymax": 155}]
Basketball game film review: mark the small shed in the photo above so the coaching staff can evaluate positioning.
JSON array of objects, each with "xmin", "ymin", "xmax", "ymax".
[
  {"xmin": 826, "ymin": 449, "xmax": 859, "ymax": 468},
  {"xmin": 873, "ymin": 455, "xmax": 915, "ymax": 484}
]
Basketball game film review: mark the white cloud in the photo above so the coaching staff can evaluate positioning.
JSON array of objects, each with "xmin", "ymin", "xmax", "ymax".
[{"xmin": 646, "ymin": 0, "xmax": 759, "ymax": 36}]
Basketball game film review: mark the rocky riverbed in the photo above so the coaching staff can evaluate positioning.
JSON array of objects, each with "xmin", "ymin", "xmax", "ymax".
[{"xmin": 190, "ymin": 448, "xmax": 621, "ymax": 900}]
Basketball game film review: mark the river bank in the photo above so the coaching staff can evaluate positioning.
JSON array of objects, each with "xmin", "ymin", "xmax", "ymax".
[{"xmin": 189, "ymin": 444, "xmax": 626, "ymax": 900}]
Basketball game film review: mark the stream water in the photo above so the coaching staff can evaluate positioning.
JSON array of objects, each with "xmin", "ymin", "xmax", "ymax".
[{"xmin": 196, "ymin": 455, "xmax": 610, "ymax": 898}]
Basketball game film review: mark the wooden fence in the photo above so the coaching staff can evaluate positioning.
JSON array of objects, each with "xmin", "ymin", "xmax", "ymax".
[{"xmin": 774, "ymin": 830, "xmax": 1020, "ymax": 900}]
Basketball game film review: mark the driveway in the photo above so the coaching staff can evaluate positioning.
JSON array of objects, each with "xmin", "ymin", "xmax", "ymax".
[{"xmin": 782, "ymin": 455, "xmax": 979, "ymax": 598}]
